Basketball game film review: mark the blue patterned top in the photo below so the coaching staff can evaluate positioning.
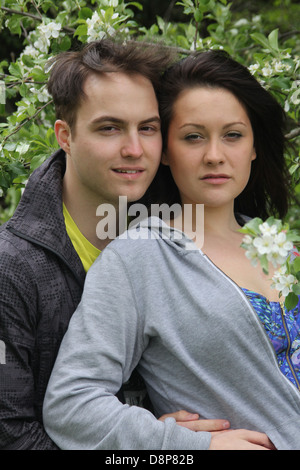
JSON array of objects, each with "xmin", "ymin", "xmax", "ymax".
[{"xmin": 242, "ymin": 288, "xmax": 300, "ymax": 390}]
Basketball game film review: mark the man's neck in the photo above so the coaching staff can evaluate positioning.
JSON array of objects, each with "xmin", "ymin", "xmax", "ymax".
[{"xmin": 62, "ymin": 176, "xmax": 123, "ymax": 251}]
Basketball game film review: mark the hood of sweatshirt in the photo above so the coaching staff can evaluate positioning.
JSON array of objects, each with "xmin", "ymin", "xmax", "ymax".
[{"xmin": 127, "ymin": 215, "xmax": 199, "ymax": 252}]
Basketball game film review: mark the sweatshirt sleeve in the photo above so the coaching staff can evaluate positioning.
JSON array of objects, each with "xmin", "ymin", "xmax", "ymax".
[{"xmin": 43, "ymin": 246, "xmax": 211, "ymax": 450}]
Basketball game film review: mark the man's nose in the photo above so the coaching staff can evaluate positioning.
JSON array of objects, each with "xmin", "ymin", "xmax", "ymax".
[{"xmin": 120, "ymin": 133, "xmax": 143, "ymax": 158}]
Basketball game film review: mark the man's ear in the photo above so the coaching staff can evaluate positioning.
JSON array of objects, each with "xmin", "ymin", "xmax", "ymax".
[
  {"xmin": 54, "ymin": 120, "xmax": 72, "ymax": 154},
  {"xmin": 161, "ymin": 152, "xmax": 169, "ymax": 166}
]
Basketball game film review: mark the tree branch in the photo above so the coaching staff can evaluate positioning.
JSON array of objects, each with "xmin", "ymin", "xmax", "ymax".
[
  {"xmin": 0, "ymin": 6, "xmax": 75, "ymax": 33},
  {"xmin": 285, "ymin": 128, "xmax": 300, "ymax": 140},
  {"xmin": 1, "ymin": 100, "xmax": 53, "ymax": 146}
]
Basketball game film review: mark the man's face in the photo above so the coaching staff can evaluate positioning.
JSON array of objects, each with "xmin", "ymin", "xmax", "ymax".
[{"xmin": 57, "ymin": 72, "xmax": 162, "ymax": 206}]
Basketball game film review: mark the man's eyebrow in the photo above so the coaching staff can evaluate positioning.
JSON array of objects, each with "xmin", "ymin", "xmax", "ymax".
[
  {"xmin": 90, "ymin": 116, "xmax": 161, "ymax": 126},
  {"xmin": 140, "ymin": 117, "xmax": 161, "ymax": 125},
  {"xmin": 90, "ymin": 116, "xmax": 124, "ymax": 126}
]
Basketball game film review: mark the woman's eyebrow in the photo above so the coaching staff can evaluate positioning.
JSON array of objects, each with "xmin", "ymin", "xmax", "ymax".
[{"xmin": 90, "ymin": 116, "xmax": 161, "ymax": 127}]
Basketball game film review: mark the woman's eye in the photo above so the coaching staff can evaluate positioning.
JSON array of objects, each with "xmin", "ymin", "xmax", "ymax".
[{"xmin": 185, "ymin": 133, "xmax": 203, "ymax": 141}]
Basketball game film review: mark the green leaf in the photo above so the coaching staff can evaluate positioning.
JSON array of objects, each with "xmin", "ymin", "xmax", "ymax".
[
  {"xmin": 239, "ymin": 217, "xmax": 263, "ymax": 235},
  {"xmin": 59, "ymin": 36, "xmax": 72, "ymax": 51},
  {"xmin": 78, "ymin": 7, "xmax": 93, "ymax": 19},
  {"xmin": 292, "ymin": 283, "xmax": 300, "ymax": 295},
  {"xmin": 105, "ymin": 7, "xmax": 114, "ymax": 21},
  {"xmin": 74, "ymin": 24, "xmax": 88, "ymax": 38},
  {"xmin": 194, "ymin": 10, "xmax": 203, "ymax": 22},
  {"xmin": 21, "ymin": 55, "xmax": 36, "ymax": 68},
  {"xmin": 268, "ymin": 29, "xmax": 279, "ymax": 51},
  {"xmin": 293, "ymin": 256, "xmax": 300, "ymax": 273},
  {"xmin": 250, "ymin": 32, "xmax": 271, "ymax": 50},
  {"xmin": 127, "ymin": 2, "xmax": 143, "ymax": 11},
  {"xmin": 30, "ymin": 154, "xmax": 49, "ymax": 171},
  {"xmin": 0, "ymin": 172, "xmax": 11, "ymax": 189},
  {"xmin": 9, "ymin": 161, "xmax": 27, "ymax": 177},
  {"xmin": 259, "ymin": 254, "xmax": 269, "ymax": 274},
  {"xmin": 285, "ymin": 292, "xmax": 299, "ymax": 311},
  {"xmin": 8, "ymin": 62, "xmax": 23, "ymax": 78}
]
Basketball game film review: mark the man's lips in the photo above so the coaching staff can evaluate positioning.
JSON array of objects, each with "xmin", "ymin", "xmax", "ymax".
[
  {"xmin": 112, "ymin": 167, "xmax": 145, "ymax": 179},
  {"xmin": 113, "ymin": 167, "xmax": 144, "ymax": 174}
]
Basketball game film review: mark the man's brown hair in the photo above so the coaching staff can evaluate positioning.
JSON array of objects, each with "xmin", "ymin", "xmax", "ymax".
[{"xmin": 47, "ymin": 38, "xmax": 176, "ymax": 132}]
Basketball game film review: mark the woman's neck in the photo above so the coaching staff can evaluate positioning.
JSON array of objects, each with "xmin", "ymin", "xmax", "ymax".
[{"xmin": 172, "ymin": 203, "xmax": 241, "ymax": 249}]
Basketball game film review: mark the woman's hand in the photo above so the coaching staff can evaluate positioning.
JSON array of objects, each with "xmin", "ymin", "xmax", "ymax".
[{"xmin": 159, "ymin": 411, "xmax": 276, "ymax": 450}]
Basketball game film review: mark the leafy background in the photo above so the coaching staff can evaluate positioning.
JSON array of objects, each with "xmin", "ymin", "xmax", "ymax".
[{"xmin": 0, "ymin": 0, "xmax": 299, "ymax": 225}]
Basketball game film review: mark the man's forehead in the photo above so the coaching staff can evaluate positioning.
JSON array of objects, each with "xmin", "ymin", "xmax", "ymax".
[{"xmin": 83, "ymin": 70, "xmax": 154, "ymax": 92}]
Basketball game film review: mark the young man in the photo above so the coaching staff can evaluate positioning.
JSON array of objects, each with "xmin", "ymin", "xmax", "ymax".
[{"xmin": 0, "ymin": 40, "xmax": 228, "ymax": 450}]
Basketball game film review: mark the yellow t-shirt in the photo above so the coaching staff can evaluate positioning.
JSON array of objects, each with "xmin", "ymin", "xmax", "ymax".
[{"xmin": 63, "ymin": 203, "xmax": 101, "ymax": 272}]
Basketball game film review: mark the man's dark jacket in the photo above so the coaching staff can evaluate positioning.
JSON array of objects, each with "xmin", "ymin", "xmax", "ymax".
[{"xmin": 0, "ymin": 150, "xmax": 86, "ymax": 449}]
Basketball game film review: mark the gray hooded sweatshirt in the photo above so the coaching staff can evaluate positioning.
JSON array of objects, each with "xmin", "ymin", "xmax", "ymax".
[{"xmin": 43, "ymin": 217, "xmax": 300, "ymax": 450}]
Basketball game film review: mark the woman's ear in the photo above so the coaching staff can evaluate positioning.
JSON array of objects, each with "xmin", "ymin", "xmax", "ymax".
[
  {"xmin": 251, "ymin": 147, "xmax": 257, "ymax": 161},
  {"xmin": 161, "ymin": 152, "xmax": 169, "ymax": 166},
  {"xmin": 54, "ymin": 120, "xmax": 72, "ymax": 155}
]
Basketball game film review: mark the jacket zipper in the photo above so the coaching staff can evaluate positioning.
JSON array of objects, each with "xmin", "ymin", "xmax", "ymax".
[
  {"xmin": 279, "ymin": 300, "xmax": 300, "ymax": 391},
  {"xmin": 201, "ymin": 252, "xmax": 300, "ymax": 399}
]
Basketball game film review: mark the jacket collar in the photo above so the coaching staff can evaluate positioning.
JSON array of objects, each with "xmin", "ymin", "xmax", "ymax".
[{"xmin": 7, "ymin": 149, "xmax": 85, "ymax": 285}]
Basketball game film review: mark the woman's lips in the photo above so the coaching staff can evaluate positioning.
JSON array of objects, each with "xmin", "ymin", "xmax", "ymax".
[{"xmin": 201, "ymin": 174, "xmax": 230, "ymax": 184}]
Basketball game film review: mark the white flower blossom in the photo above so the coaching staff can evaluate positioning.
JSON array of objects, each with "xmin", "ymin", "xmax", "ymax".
[
  {"xmin": 253, "ymin": 234, "xmax": 274, "ymax": 254},
  {"xmin": 261, "ymin": 63, "xmax": 273, "ymax": 77},
  {"xmin": 190, "ymin": 38, "xmax": 203, "ymax": 51},
  {"xmin": 34, "ymin": 35, "xmax": 50, "ymax": 53},
  {"xmin": 245, "ymin": 244, "xmax": 259, "ymax": 266},
  {"xmin": 21, "ymin": 45, "xmax": 40, "ymax": 58},
  {"xmin": 241, "ymin": 218, "xmax": 299, "ymax": 308},
  {"xmin": 259, "ymin": 222, "xmax": 278, "ymax": 236},
  {"xmin": 86, "ymin": 10, "xmax": 119, "ymax": 42},
  {"xmin": 272, "ymin": 60, "xmax": 286, "ymax": 73},
  {"xmin": 248, "ymin": 63, "xmax": 259, "ymax": 75},
  {"xmin": 274, "ymin": 232, "xmax": 293, "ymax": 257},
  {"xmin": 30, "ymin": 85, "xmax": 51, "ymax": 103},
  {"xmin": 284, "ymin": 99, "xmax": 290, "ymax": 112},
  {"xmin": 271, "ymin": 271, "xmax": 297, "ymax": 297},
  {"xmin": 39, "ymin": 22, "xmax": 61, "ymax": 39},
  {"xmin": 290, "ymin": 88, "xmax": 300, "ymax": 106},
  {"xmin": 234, "ymin": 18, "xmax": 248, "ymax": 27},
  {"xmin": 252, "ymin": 15, "xmax": 261, "ymax": 23},
  {"xmin": 242, "ymin": 234, "xmax": 253, "ymax": 245},
  {"xmin": 267, "ymin": 249, "xmax": 289, "ymax": 268}
]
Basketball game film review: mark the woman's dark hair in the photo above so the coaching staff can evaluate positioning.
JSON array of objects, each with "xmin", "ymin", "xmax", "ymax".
[{"xmin": 150, "ymin": 49, "xmax": 291, "ymax": 219}]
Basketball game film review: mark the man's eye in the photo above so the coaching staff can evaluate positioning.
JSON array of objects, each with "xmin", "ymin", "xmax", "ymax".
[
  {"xmin": 101, "ymin": 126, "xmax": 118, "ymax": 132},
  {"xmin": 225, "ymin": 132, "xmax": 242, "ymax": 140},
  {"xmin": 140, "ymin": 126, "xmax": 159, "ymax": 134}
]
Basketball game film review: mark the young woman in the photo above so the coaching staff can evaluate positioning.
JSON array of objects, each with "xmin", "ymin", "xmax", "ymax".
[{"xmin": 43, "ymin": 51, "xmax": 300, "ymax": 450}]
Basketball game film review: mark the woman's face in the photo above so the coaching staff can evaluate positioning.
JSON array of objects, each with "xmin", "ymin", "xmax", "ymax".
[{"xmin": 163, "ymin": 86, "xmax": 256, "ymax": 210}]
